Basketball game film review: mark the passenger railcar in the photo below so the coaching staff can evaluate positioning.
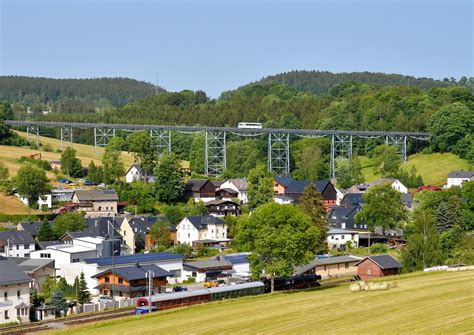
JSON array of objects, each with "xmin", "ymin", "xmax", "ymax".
[
  {"xmin": 237, "ymin": 122, "xmax": 263, "ymax": 129},
  {"xmin": 263, "ymin": 274, "xmax": 321, "ymax": 293}
]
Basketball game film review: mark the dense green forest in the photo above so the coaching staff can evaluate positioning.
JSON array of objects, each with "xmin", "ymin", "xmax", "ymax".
[
  {"xmin": 0, "ymin": 76, "xmax": 162, "ymax": 113},
  {"xmin": 251, "ymin": 71, "xmax": 473, "ymax": 95},
  {"xmin": 1, "ymin": 71, "xmax": 473, "ymax": 178}
]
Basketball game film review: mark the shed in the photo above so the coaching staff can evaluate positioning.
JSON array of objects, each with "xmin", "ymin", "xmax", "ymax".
[{"xmin": 355, "ymin": 254, "xmax": 402, "ymax": 279}]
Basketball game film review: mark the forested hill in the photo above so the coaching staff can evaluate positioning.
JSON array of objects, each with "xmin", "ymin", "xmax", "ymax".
[
  {"xmin": 252, "ymin": 71, "xmax": 467, "ymax": 95},
  {"xmin": 0, "ymin": 76, "xmax": 162, "ymax": 110}
]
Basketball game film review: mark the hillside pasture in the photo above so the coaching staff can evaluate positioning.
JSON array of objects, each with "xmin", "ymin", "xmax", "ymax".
[{"xmin": 51, "ymin": 270, "xmax": 474, "ymax": 335}]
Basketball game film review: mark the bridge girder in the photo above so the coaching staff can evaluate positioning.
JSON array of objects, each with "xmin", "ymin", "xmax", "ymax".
[
  {"xmin": 205, "ymin": 131, "xmax": 226, "ymax": 177},
  {"xmin": 268, "ymin": 133, "xmax": 290, "ymax": 175}
]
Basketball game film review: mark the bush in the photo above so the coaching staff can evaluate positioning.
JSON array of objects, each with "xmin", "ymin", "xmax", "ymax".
[
  {"xmin": 370, "ymin": 243, "xmax": 389, "ymax": 254},
  {"xmin": 42, "ymin": 143, "xmax": 53, "ymax": 152},
  {"xmin": 182, "ymin": 277, "xmax": 196, "ymax": 284}
]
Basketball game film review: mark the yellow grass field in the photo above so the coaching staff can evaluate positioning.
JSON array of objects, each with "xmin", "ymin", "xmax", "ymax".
[
  {"xmin": 51, "ymin": 270, "xmax": 474, "ymax": 335},
  {"xmin": 0, "ymin": 193, "xmax": 43, "ymax": 215}
]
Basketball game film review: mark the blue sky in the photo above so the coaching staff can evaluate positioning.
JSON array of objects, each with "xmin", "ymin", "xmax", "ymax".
[{"xmin": 1, "ymin": 0, "xmax": 472, "ymax": 97}]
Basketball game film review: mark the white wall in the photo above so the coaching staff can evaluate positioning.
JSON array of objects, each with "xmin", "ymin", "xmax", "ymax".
[
  {"xmin": 0, "ymin": 243, "xmax": 35, "ymax": 258},
  {"xmin": 447, "ymin": 177, "xmax": 472, "ymax": 188},
  {"xmin": 125, "ymin": 166, "xmax": 141, "ymax": 183},
  {"xmin": 30, "ymin": 248, "xmax": 98, "ymax": 276},
  {"xmin": 182, "ymin": 269, "xmax": 206, "ymax": 282},
  {"xmin": 0, "ymin": 283, "xmax": 30, "ymax": 324},
  {"xmin": 391, "ymin": 180, "xmax": 408, "ymax": 194},
  {"xmin": 220, "ymin": 181, "xmax": 248, "ymax": 204},
  {"xmin": 176, "ymin": 218, "xmax": 200, "ymax": 246},
  {"xmin": 327, "ymin": 233, "xmax": 359, "ymax": 249}
]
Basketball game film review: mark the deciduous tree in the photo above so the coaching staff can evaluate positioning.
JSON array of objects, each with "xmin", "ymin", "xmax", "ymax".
[
  {"xmin": 154, "ymin": 153, "xmax": 185, "ymax": 203},
  {"xmin": 236, "ymin": 203, "xmax": 318, "ymax": 292},
  {"xmin": 102, "ymin": 137, "xmax": 125, "ymax": 184},
  {"xmin": 60, "ymin": 147, "xmax": 83, "ymax": 178},
  {"xmin": 14, "ymin": 165, "xmax": 50, "ymax": 208},
  {"xmin": 126, "ymin": 131, "xmax": 157, "ymax": 175},
  {"xmin": 299, "ymin": 183, "xmax": 327, "ymax": 253},
  {"xmin": 247, "ymin": 164, "xmax": 273, "ymax": 208}
]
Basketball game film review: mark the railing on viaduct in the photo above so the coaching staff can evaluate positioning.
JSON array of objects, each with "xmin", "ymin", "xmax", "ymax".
[{"xmin": 5, "ymin": 120, "xmax": 430, "ymax": 178}]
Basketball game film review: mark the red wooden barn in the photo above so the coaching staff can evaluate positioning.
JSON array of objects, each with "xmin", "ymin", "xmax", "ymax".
[{"xmin": 355, "ymin": 254, "xmax": 402, "ymax": 280}]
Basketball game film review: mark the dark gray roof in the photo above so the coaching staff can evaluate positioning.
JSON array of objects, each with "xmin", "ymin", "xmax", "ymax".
[
  {"xmin": 18, "ymin": 221, "xmax": 45, "ymax": 236},
  {"xmin": 341, "ymin": 193, "xmax": 364, "ymax": 206},
  {"xmin": 184, "ymin": 179, "xmax": 210, "ymax": 191},
  {"xmin": 92, "ymin": 264, "xmax": 170, "ymax": 280},
  {"xmin": 73, "ymin": 189, "xmax": 118, "ymax": 201},
  {"xmin": 211, "ymin": 180, "xmax": 225, "ymax": 187},
  {"xmin": 356, "ymin": 254, "xmax": 402, "ymax": 269},
  {"xmin": 447, "ymin": 171, "xmax": 474, "ymax": 178},
  {"xmin": 84, "ymin": 251, "xmax": 183, "ymax": 266},
  {"xmin": 204, "ymin": 199, "xmax": 239, "ymax": 206},
  {"xmin": 0, "ymin": 231, "xmax": 35, "ymax": 245},
  {"xmin": 223, "ymin": 253, "xmax": 250, "ymax": 265},
  {"xmin": 17, "ymin": 258, "xmax": 55, "ymax": 273},
  {"xmin": 328, "ymin": 205, "xmax": 362, "ymax": 229},
  {"xmin": 275, "ymin": 177, "xmax": 331, "ymax": 195},
  {"xmin": 128, "ymin": 216, "xmax": 175, "ymax": 238},
  {"xmin": 401, "ymin": 193, "xmax": 414, "ymax": 203},
  {"xmin": 186, "ymin": 216, "xmax": 227, "ymax": 230},
  {"xmin": 79, "ymin": 217, "xmax": 123, "ymax": 238},
  {"xmin": 183, "ymin": 259, "xmax": 232, "ymax": 270},
  {"xmin": 0, "ymin": 256, "xmax": 32, "ymax": 285}
]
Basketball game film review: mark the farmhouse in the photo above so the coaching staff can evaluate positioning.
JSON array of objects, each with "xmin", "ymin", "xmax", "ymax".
[
  {"xmin": 71, "ymin": 189, "xmax": 119, "ymax": 217},
  {"xmin": 17, "ymin": 221, "xmax": 46, "ymax": 240},
  {"xmin": 295, "ymin": 255, "xmax": 361, "ymax": 279},
  {"xmin": 446, "ymin": 171, "xmax": 474, "ymax": 188},
  {"xmin": 366, "ymin": 178, "xmax": 408, "ymax": 194},
  {"xmin": 184, "ymin": 179, "xmax": 218, "ymax": 202},
  {"xmin": 0, "ymin": 256, "xmax": 31, "ymax": 325},
  {"xmin": 0, "ymin": 231, "xmax": 36, "ymax": 258},
  {"xmin": 92, "ymin": 264, "xmax": 170, "ymax": 298},
  {"xmin": 355, "ymin": 254, "xmax": 402, "ymax": 280},
  {"xmin": 328, "ymin": 205, "xmax": 365, "ymax": 230},
  {"xmin": 327, "ymin": 228, "xmax": 360, "ymax": 250},
  {"xmin": 15, "ymin": 258, "xmax": 55, "ymax": 291},
  {"xmin": 176, "ymin": 216, "xmax": 229, "ymax": 246},
  {"xmin": 273, "ymin": 177, "xmax": 338, "ymax": 209}
]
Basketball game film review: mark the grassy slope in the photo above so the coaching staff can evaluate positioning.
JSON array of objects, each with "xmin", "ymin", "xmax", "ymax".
[
  {"xmin": 0, "ymin": 193, "xmax": 43, "ymax": 215},
  {"xmin": 52, "ymin": 271, "xmax": 474, "ymax": 335},
  {"xmin": 359, "ymin": 153, "xmax": 471, "ymax": 186}
]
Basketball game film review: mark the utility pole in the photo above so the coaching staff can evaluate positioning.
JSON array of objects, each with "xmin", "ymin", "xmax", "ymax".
[{"xmin": 108, "ymin": 220, "xmax": 116, "ymax": 306}]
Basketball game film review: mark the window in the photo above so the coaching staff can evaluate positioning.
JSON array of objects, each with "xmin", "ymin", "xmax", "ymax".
[
  {"xmin": 118, "ymin": 278, "xmax": 123, "ymax": 284},
  {"xmin": 72, "ymin": 259, "xmax": 80, "ymax": 263},
  {"xmin": 17, "ymin": 309, "xmax": 20, "ymax": 317},
  {"xmin": 105, "ymin": 276, "xmax": 110, "ymax": 283},
  {"xmin": 17, "ymin": 290, "xmax": 20, "ymax": 298},
  {"xmin": 4, "ymin": 310, "xmax": 9, "ymax": 319},
  {"xmin": 192, "ymin": 271, "xmax": 197, "ymax": 277},
  {"xmin": 324, "ymin": 266, "xmax": 327, "ymax": 271},
  {"xmin": 345, "ymin": 263, "xmax": 349, "ymax": 269},
  {"xmin": 24, "ymin": 244, "xmax": 30, "ymax": 250},
  {"xmin": 366, "ymin": 268, "xmax": 372, "ymax": 275},
  {"xmin": 16, "ymin": 245, "xmax": 19, "ymax": 250},
  {"xmin": 98, "ymin": 206, "xmax": 102, "ymax": 210},
  {"xmin": 4, "ymin": 292, "xmax": 7, "ymax": 299},
  {"xmin": 341, "ymin": 235, "xmax": 345, "ymax": 240}
]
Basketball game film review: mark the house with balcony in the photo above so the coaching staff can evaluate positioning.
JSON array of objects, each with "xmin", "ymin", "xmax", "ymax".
[
  {"xmin": 70, "ymin": 189, "xmax": 119, "ymax": 218},
  {"xmin": 92, "ymin": 263, "xmax": 170, "ymax": 298},
  {"xmin": 220, "ymin": 179, "xmax": 249, "ymax": 204},
  {"xmin": 204, "ymin": 199, "xmax": 240, "ymax": 217},
  {"xmin": 0, "ymin": 256, "xmax": 31, "ymax": 324},
  {"xmin": 177, "ymin": 216, "xmax": 229, "ymax": 247},
  {"xmin": 183, "ymin": 179, "xmax": 218, "ymax": 203}
]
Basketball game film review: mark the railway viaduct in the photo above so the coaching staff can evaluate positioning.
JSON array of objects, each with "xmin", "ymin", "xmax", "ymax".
[{"xmin": 5, "ymin": 120, "xmax": 430, "ymax": 178}]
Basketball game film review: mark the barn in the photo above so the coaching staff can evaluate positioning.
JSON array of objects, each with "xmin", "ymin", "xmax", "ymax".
[{"xmin": 355, "ymin": 254, "xmax": 402, "ymax": 280}]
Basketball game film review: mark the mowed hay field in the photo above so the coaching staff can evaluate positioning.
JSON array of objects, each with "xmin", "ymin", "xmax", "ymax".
[
  {"xmin": 359, "ymin": 152, "xmax": 471, "ymax": 186},
  {"xmin": 52, "ymin": 271, "xmax": 474, "ymax": 335}
]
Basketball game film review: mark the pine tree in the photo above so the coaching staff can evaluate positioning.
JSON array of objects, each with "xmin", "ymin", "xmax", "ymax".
[
  {"xmin": 446, "ymin": 195, "xmax": 464, "ymax": 228},
  {"xmin": 49, "ymin": 288, "xmax": 68, "ymax": 316},
  {"xmin": 299, "ymin": 183, "xmax": 328, "ymax": 253},
  {"xmin": 37, "ymin": 220, "xmax": 54, "ymax": 241},
  {"xmin": 77, "ymin": 272, "xmax": 91, "ymax": 305},
  {"xmin": 435, "ymin": 202, "xmax": 451, "ymax": 233}
]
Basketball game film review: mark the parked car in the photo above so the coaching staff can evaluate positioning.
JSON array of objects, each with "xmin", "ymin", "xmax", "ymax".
[
  {"xmin": 84, "ymin": 180, "xmax": 93, "ymax": 186},
  {"xmin": 172, "ymin": 286, "xmax": 188, "ymax": 292},
  {"xmin": 59, "ymin": 178, "xmax": 71, "ymax": 184},
  {"xmin": 98, "ymin": 295, "xmax": 113, "ymax": 303}
]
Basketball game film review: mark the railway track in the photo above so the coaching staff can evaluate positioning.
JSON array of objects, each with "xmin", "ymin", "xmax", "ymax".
[
  {"xmin": 0, "ymin": 308, "xmax": 134, "ymax": 335},
  {"xmin": 0, "ymin": 279, "xmax": 353, "ymax": 334}
]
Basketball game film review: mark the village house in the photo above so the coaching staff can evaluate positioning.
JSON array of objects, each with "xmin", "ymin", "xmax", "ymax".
[
  {"xmin": 17, "ymin": 221, "xmax": 46, "ymax": 240},
  {"xmin": 446, "ymin": 171, "xmax": 474, "ymax": 188},
  {"xmin": 215, "ymin": 188, "xmax": 239, "ymax": 201},
  {"xmin": 0, "ymin": 231, "xmax": 36, "ymax": 258},
  {"xmin": 183, "ymin": 179, "xmax": 217, "ymax": 203},
  {"xmin": 70, "ymin": 189, "xmax": 119, "ymax": 217},
  {"xmin": 366, "ymin": 178, "xmax": 408, "ymax": 193},
  {"xmin": 15, "ymin": 192, "xmax": 52, "ymax": 210},
  {"xmin": 182, "ymin": 259, "xmax": 233, "ymax": 282},
  {"xmin": 355, "ymin": 254, "xmax": 402, "ymax": 279},
  {"xmin": 119, "ymin": 216, "xmax": 176, "ymax": 254},
  {"xmin": 220, "ymin": 179, "xmax": 250, "ymax": 204},
  {"xmin": 125, "ymin": 164, "xmax": 156, "ymax": 183},
  {"xmin": 295, "ymin": 255, "xmax": 362, "ymax": 279},
  {"xmin": 328, "ymin": 205, "xmax": 365, "ymax": 230},
  {"xmin": 92, "ymin": 264, "xmax": 170, "ymax": 298},
  {"xmin": 204, "ymin": 199, "xmax": 240, "ymax": 217},
  {"xmin": 60, "ymin": 252, "xmax": 184, "ymax": 294},
  {"xmin": 273, "ymin": 195, "xmax": 294, "ymax": 205},
  {"xmin": 15, "ymin": 258, "xmax": 55, "ymax": 291},
  {"xmin": 48, "ymin": 160, "xmax": 62, "ymax": 170},
  {"xmin": 327, "ymin": 228, "xmax": 360, "ymax": 250},
  {"xmin": 273, "ymin": 177, "xmax": 338, "ymax": 210},
  {"xmin": 223, "ymin": 253, "xmax": 251, "ymax": 278},
  {"xmin": 177, "ymin": 216, "xmax": 229, "ymax": 247},
  {"xmin": 0, "ymin": 256, "xmax": 31, "ymax": 325}
]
